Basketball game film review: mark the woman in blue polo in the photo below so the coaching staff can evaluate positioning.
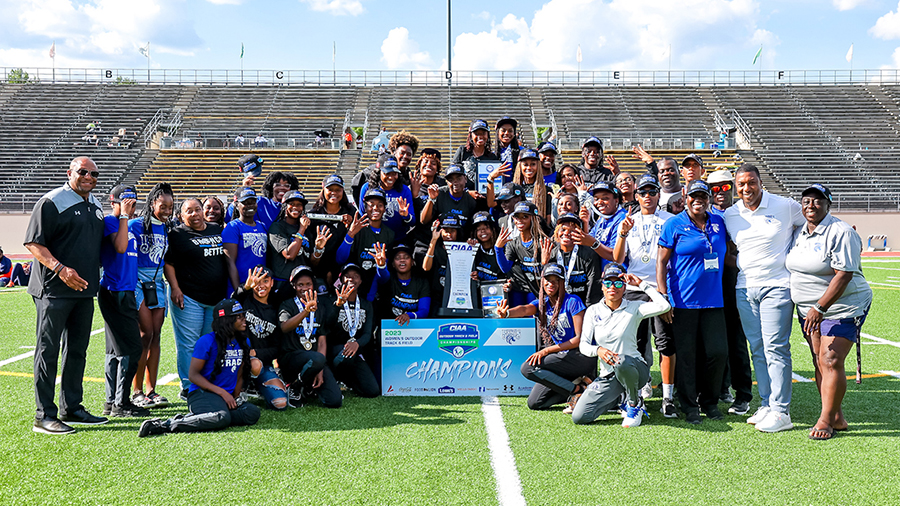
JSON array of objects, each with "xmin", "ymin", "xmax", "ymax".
[{"xmin": 656, "ymin": 180, "xmax": 729, "ymax": 424}]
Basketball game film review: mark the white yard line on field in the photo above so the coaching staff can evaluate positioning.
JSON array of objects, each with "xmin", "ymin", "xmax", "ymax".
[
  {"xmin": 861, "ymin": 332, "xmax": 900, "ymax": 349},
  {"xmin": 791, "ymin": 372, "xmax": 813, "ymax": 383},
  {"xmin": 481, "ymin": 396, "xmax": 527, "ymax": 506},
  {"xmin": 0, "ymin": 351, "xmax": 35, "ymax": 367},
  {"xmin": 879, "ymin": 370, "xmax": 900, "ymax": 380},
  {"xmin": 159, "ymin": 373, "xmax": 180, "ymax": 385}
]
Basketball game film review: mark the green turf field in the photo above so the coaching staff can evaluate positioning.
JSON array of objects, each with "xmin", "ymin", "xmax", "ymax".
[{"xmin": 1, "ymin": 259, "xmax": 899, "ymax": 505}]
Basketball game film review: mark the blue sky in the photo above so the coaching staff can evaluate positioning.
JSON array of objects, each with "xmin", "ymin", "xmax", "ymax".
[{"xmin": 3, "ymin": 0, "xmax": 900, "ymax": 72}]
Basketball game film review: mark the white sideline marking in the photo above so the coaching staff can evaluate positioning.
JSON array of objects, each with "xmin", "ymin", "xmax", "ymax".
[
  {"xmin": 791, "ymin": 372, "xmax": 813, "ymax": 383},
  {"xmin": 90, "ymin": 328, "xmax": 105, "ymax": 336},
  {"xmin": 861, "ymin": 265, "xmax": 900, "ymax": 270},
  {"xmin": 0, "ymin": 287, "xmax": 27, "ymax": 293},
  {"xmin": 0, "ymin": 351, "xmax": 35, "ymax": 367},
  {"xmin": 880, "ymin": 370, "xmax": 900, "ymax": 380},
  {"xmin": 481, "ymin": 396, "xmax": 526, "ymax": 506},
  {"xmin": 868, "ymin": 281, "xmax": 900, "ymax": 288},
  {"xmin": 861, "ymin": 333, "xmax": 900, "ymax": 349},
  {"xmin": 19, "ymin": 346, "xmax": 35, "ymax": 349},
  {"xmin": 159, "ymin": 373, "xmax": 179, "ymax": 385}
]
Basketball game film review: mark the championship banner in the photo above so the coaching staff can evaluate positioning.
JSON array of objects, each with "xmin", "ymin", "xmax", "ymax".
[{"xmin": 381, "ymin": 318, "xmax": 537, "ymax": 396}]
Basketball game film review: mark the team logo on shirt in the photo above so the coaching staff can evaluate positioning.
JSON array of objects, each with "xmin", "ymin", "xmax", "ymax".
[
  {"xmin": 223, "ymin": 347, "xmax": 242, "ymax": 372},
  {"xmin": 141, "ymin": 233, "xmax": 167, "ymax": 264},
  {"xmin": 243, "ymin": 232, "xmax": 267, "ymax": 257},
  {"xmin": 95, "ymin": 208, "xmax": 103, "ymax": 220},
  {"xmin": 336, "ymin": 305, "xmax": 368, "ymax": 333},
  {"xmin": 710, "ymin": 223, "xmax": 720, "ymax": 233},
  {"xmin": 437, "ymin": 323, "xmax": 479, "ymax": 358}
]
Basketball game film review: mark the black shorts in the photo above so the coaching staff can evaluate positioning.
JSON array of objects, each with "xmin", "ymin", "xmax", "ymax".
[{"xmin": 624, "ymin": 290, "xmax": 675, "ymax": 357}]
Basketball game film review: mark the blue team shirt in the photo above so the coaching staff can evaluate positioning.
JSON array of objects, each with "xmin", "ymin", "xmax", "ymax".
[
  {"xmin": 100, "ymin": 215, "xmax": 138, "ymax": 291},
  {"xmin": 658, "ymin": 211, "xmax": 727, "ymax": 309},
  {"xmin": 359, "ymin": 182, "xmax": 415, "ymax": 242},
  {"xmin": 188, "ymin": 332, "xmax": 249, "ymax": 394},
  {"xmin": 128, "ymin": 219, "xmax": 168, "ymax": 269},
  {"xmin": 589, "ymin": 207, "xmax": 628, "ymax": 269},
  {"xmin": 529, "ymin": 293, "xmax": 586, "ymax": 345},
  {"xmin": 543, "ymin": 173, "xmax": 558, "ymax": 187},
  {"xmin": 222, "ymin": 219, "xmax": 268, "ymax": 284}
]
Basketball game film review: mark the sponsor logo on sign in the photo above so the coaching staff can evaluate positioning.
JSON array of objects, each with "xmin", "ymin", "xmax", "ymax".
[
  {"xmin": 438, "ymin": 386, "xmax": 455, "ymax": 394},
  {"xmin": 437, "ymin": 323, "xmax": 479, "ymax": 358}
]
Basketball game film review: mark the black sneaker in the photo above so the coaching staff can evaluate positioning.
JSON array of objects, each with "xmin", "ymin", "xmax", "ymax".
[
  {"xmin": 702, "ymin": 405, "xmax": 725, "ymax": 420},
  {"xmin": 146, "ymin": 391, "xmax": 169, "ymax": 408},
  {"xmin": 728, "ymin": 400, "xmax": 750, "ymax": 415},
  {"xmin": 720, "ymin": 392, "xmax": 735, "ymax": 404},
  {"xmin": 101, "ymin": 402, "xmax": 113, "ymax": 416},
  {"xmin": 138, "ymin": 418, "xmax": 168, "ymax": 438},
  {"xmin": 111, "ymin": 401, "xmax": 151, "ymax": 418},
  {"xmin": 660, "ymin": 398, "xmax": 678, "ymax": 419},
  {"xmin": 178, "ymin": 388, "xmax": 189, "ymax": 401},
  {"xmin": 60, "ymin": 409, "xmax": 108, "ymax": 426},
  {"xmin": 685, "ymin": 411, "xmax": 702, "ymax": 425},
  {"xmin": 33, "ymin": 417, "xmax": 76, "ymax": 435}
]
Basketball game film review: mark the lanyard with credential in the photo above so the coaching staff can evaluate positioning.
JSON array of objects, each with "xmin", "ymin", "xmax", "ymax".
[
  {"xmin": 344, "ymin": 300, "xmax": 361, "ymax": 338},
  {"xmin": 556, "ymin": 245, "xmax": 579, "ymax": 291}
]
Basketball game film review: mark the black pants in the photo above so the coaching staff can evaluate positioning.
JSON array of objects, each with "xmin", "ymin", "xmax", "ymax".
[
  {"xmin": 166, "ymin": 389, "xmax": 260, "ymax": 433},
  {"xmin": 329, "ymin": 344, "xmax": 380, "ymax": 398},
  {"xmin": 625, "ymin": 291, "xmax": 676, "ymax": 364},
  {"xmin": 33, "ymin": 296, "xmax": 94, "ymax": 420},
  {"xmin": 671, "ymin": 307, "xmax": 728, "ymax": 413},
  {"xmin": 280, "ymin": 348, "xmax": 342, "ymax": 408},
  {"xmin": 521, "ymin": 349, "xmax": 597, "ymax": 410},
  {"xmin": 98, "ymin": 287, "xmax": 142, "ymax": 406},
  {"xmin": 721, "ymin": 285, "xmax": 753, "ymax": 403}
]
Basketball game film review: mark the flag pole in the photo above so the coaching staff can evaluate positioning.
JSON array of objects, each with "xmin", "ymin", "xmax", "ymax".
[
  {"xmin": 51, "ymin": 41, "xmax": 55, "ymax": 83},
  {"xmin": 147, "ymin": 42, "xmax": 151, "ymax": 83}
]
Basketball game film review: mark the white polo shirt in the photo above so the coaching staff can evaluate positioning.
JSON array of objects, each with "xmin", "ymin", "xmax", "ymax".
[{"xmin": 723, "ymin": 191, "xmax": 804, "ymax": 289}]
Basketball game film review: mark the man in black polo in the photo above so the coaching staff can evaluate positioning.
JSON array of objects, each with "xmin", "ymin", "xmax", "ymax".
[{"xmin": 24, "ymin": 156, "xmax": 108, "ymax": 434}]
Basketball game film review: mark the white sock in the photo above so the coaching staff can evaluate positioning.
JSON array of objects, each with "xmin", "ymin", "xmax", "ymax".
[{"xmin": 662, "ymin": 383, "xmax": 674, "ymax": 400}]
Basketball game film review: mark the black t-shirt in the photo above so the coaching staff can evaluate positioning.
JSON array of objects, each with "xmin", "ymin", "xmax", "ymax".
[
  {"xmin": 267, "ymin": 219, "xmax": 310, "ymax": 282},
  {"xmin": 578, "ymin": 164, "xmax": 615, "ymax": 186},
  {"xmin": 429, "ymin": 243, "xmax": 449, "ymax": 301},
  {"xmin": 451, "ymin": 146, "xmax": 497, "ymax": 191},
  {"xmin": 165, "ymin": 223, "xmax": 229, "ymax": 306},
  {"xmin": 473, "ymin": 245, "xmax": 507, "ymax": 282},
  {"xmin": 435, "ymin": 187, "xmax": 478, "ymax": 236},
  {"xmin": 25, "ymin": 185, "xmax": 104, "ymax": 298},
  {"xmin": 504, "ymin": 238, "xmax": 542, "ymax": 296},
  {"xmin": 386, "ymin": 275, "xmax": 431, "ymax": 318},
  {"xmin": 327, "ymin": 298, "xmax": 374, "ymax": 348},
  {"xmin": 548, "ymin": 244, "xmax": 601, "ymax": 305},
  {"xmin": 306, "ymin": 203, "xmax": 356, "ymax": 281},
  {"xmin": 234, "ymin": 287, "xmax": 282, "ymax": 365},
  {"xmin": 411, "ymin": 175, "xmax": 446, "ymax": 246},
  {"xmin": 346, "ymin": 225, "xmax": 395, "ymax": 296},
  {"xmin": 278, "ymin": 295, "xmax": 333, "ymax": 353}
]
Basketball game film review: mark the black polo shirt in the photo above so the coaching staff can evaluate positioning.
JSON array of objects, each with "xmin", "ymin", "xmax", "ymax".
[{"xmin": 24, "ymin": 184, "xmax": 104, "ymax": 299}]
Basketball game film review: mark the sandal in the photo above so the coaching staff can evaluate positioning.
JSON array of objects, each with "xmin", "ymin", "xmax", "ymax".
[
  {"xmin": 808, "ymin": 425, "xmax": 835, "ymax": 441},
  {"xmin": 146, "ymin": 391, "xmax": 169, "ymax": 408}
]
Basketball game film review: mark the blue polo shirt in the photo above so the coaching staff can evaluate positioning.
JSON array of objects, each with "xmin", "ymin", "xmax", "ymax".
[
  {"xmin": 658, "ymin": 211, "xmax": 727, "ymax": 309},
  {"xmin": 222, "ymin": 219, "xmax": 268, "ymax": 285},
  {"xmin": 100, "ymin": 215, "xmax": 138, "ymax": 292},
  {"xmin": 529, "ymin": 293, "xmax": 586, "ymax": 345},
  {"xmin": 589, "ymin": 207, "xmax": 628, "ymax": 269}
]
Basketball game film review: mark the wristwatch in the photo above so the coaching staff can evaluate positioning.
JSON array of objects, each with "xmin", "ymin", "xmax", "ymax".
[{"xmin": 347, "ymin": 338, "xmax": 357, "ymax": 344}]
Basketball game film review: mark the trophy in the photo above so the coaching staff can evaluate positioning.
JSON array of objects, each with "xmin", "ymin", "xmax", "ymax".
[{"xmin": 436, "ymin": 241, "xmax": 482, "ymax": 318}]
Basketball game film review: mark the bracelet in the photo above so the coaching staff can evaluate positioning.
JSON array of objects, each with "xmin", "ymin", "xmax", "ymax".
[
  {"xmin": 54, "ymin": 262, "xmax": 64, "ymax": 274},
  {"xmin": 814, "ymin": 302, "xmax": 827, "ymax": 314},
  {"xmin": 428, "ymin": 197, "xmax": 437, "ymax": 204},
  {"xmin": 292, "ymin": 233, "xmax": 304, "ymax": 240},
  {"xmin": 425, "ymin": 253, "xmax": 434, "ymax": 258},
  {"xmin": 119, "ymin": 215, "xmax": 128, "ymax": 220},
  {"xmin": 313, "ymin": 247, "xmax": 325, "ymax": 255},
  {"xmin": 343, "ymin": 236, "xmax": 354, "ymax": 245},
  {"xmin": 347, "ymin": 338, "xmax": 357, "ymax": 344},
  {"xmin": 619, "ymin": 232, "xmax": 628, "ymax": 238},
  {"xmin": 591, "ymin": 239, "xmax": 601, "ymax": 250}
]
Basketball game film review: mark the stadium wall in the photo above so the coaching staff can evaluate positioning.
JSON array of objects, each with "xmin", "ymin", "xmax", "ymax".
[{"xmin": 1, "ymin": 212, "xmax": 899, "ymax": 256}]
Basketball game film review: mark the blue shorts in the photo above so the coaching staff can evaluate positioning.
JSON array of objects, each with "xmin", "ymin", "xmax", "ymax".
[
  {"xmin": 798, "ymin": 309, "xmax": 868, "ymax": 343},
  {"xmin": 135, "ymin": 266, "xmax": 168, "ymax": 312}
]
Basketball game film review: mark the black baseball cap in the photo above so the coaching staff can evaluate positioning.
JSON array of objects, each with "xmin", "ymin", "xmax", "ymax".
[
  {"xmin": 238, "ymin": 154, "xmax": 263, "ymax": 177},
  {"xmin": 682, "ymin": 153, "xmax": 704, "ymax": 168},
  {"xmin": 380, "ymin": 157, "xmax": 400, "ymax": 174},
  {"xmin": 555, "ymin": 212, "xmax": 581, "ymax": 227},
  {"xmin": 636, "ymin": 174, "xmax": 661, "ymax": 190},
  {"xmin": 439, "ymin": 213, "xmax": 464, "ymax": 229},
  {"xmin": 542, "ymin": 263, "xmax": 564, "ymax": 279},
  {"xmin": 340, "ymin": 263, "xmax": 363, "ymax": 278},
  {"xmin": 324, "ymin": 174, "xmax": 344, "ymax": 188},
  {"xmin": 495, "ymin": 183, "xmax": 525, "ymax": 201},
  {"xmin": 582, "ymin": 136, "xmax": 603, "ymax": 149},
  {"xmin": 237, "ymin": 187, "xmax": 258, "ymax": 202},
  {"xmin": 364, "ymin": 187, "xmax": 388, "ymax": 203},
  {"xmin": 512, "ymin": 201, "xmax": 540, "ymax": 217},
  {"xmin": 290, "ymin": 265, "xmax": 315, "ymax": 283},
  {"xmin": 801, "ymin": 184, "xmax": 833, "ymax": 202},
  {"xmin": 602, "ymin": 263, "xmax": 626, "ymax": 280},
  {"xmin": 470, "ymin": 119, "xmax": 489, "ymax": 133},
  {"xmin": 686, "ymin": 179, "xmax": 711, "ymax": 196},
  {"xmin": 518, "ymin": 148, "xmax": 539, "ymax": 161},
  {"xmin": 282, "ymin": 190, "xmax": 307, "ymax": 205},
  {"xmin": 445, "ymin": 164, "xmax": 466, "ymax": 179},
  {"xmin": 391, "ymin": 243, "xmax": 413, "ymax": 256},
  {"xmin": 421, "ymin": 148, "xmax": 441, "ymax": 160},
  {"xmin": 496, "ymin": 116, "xmax": 518, "ymax": 130},
  {"xmin": 471, "ymin": 211, "xmax": 495, "ymax": 227},
  {"xmin": 590, "ymin": 181, "xmax": 618, "ymax": 196},
  {"xmin": 538, "ymin": 142, "xmax": 558, "ymax": 154},
  {"xmin": 111, "ymin": 184, "xmax": 137, "ymax": 202},
  {"xmin": 214, "ymin": 298, "xmax": 246, "ymax": 320}
]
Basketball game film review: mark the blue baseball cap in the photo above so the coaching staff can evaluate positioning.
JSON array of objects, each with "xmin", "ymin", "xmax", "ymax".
[
  {"xmin": 518, "ymin": 148, "xmax": 539, "ymax": 161},
  {"xmin": 538, "ymin": 142, "xmax": 558, "ymax": 154},
  {"xmin": 542, "ymin": 263, "xmax": 564, "ymax": 279},
  {"xmin": 495, "ymin": 183, "xmax": 525, "ymax": 201},
  {"xmin": 445, "ymin": 164, "xmax": 466, "ymax": 178},
  {"xmin": 282, "ymin": 190, "xmax": 307, "ymax": 204},
  {"xmin": 364, "ymin": 187, "xmax": 388, "ymax": 203},
  {"xmin": 470, "ymin": 119, "xmax": 490, "ymax": 133},
  {"xmin": 496, "ymin": 116, "xmax": 518, "ymax": 130},
  {"xmin": 602, "ymin": 262, "xmax": 626, "ymax": 280},
  {"xmin": 439, "ymin": 213, "xmax": 463, "ymax": 229},
  {"xmin": 801, "ymin": 184, "xmax": 833, "ymax": 202},
  {"xmin": 237, "ymin": 187, "xmax": 258, "ymax": 202},
  {"xmin": 636, "ymin": 174, "xmax": 661, "ymax": 190},
  {"xmin": 238, "ymin": 154, "xmax": 263, "ymax": 177},
  {"xmin": 555, "ymin": 212, "xmax": 581, "ymax": 227},
  {"xmin": 324, "ymin": 174, "xmax": 344, "ymax": 188},
  {"xmin": 590, "ymin": 181, "xmax": 618, "ymax": 196},
  {"xmin": 582, "ymin": 136, "xmax": 603, "ymax": 149},
  {"xmin": 380, "ymin": 157, "xmax": 400, "ymax": 173},
  {"xmin": 512, "ymin": 201, "xmax": 539, "ymax": 217},
  {"xmin": 686, "ymin": 179, "xmax": 711, "ymax": 196}
]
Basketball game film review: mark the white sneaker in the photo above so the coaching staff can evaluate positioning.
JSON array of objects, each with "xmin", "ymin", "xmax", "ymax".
[
  {"xmin": 622, "ymin": 402, "xmax": 647, "ymax": 428},
  {"xmin": 747, "ymin": 406, "xmax": 770, "ymax": 425},
  {"xmin": 640, "ymin": 382, "xmax": 653, "ymax": 400},
  {"xmin": 756, "ymin": 411, "xmax": 793, "ymax": 433}
]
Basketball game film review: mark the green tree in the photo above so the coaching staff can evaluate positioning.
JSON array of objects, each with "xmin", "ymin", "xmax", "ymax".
[
  {"xmin": 114, "ymin": 76, "xmax": 137, "ymax": 85},
  {"xmin": 7, "ymin": 68, "xmax": 30, "ymax": 84}
]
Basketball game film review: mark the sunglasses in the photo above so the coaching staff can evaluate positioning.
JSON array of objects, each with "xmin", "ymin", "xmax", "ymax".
[
  {"xmin": 710, "ymin": 183, "xmax": 732, "ymax": 193},
  {"xmin": 602, "ymin": 279, "xmax": 625, "ymax": 289},
  {"xmin": 75, "ymin": 168, "xmax": 100, "ymax": 179},
  {"xmin": 636, "ymin": 190, "xmax": 659, "ymax": 197}
]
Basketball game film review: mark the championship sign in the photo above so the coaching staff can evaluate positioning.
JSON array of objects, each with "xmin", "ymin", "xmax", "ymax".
[{"xmin": 381, "ymin": 318, "xmax": 537, "ymax": 396}]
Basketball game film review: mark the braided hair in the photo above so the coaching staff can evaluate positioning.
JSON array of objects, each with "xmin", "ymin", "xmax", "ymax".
[
  {"xmin": 536, "ymin": 273, "xmax": 566, "ymax": 347},
  {"xmin": 209, "ymin": 314, "xmax": 252, "ymax": 386},
  {"xmin": 141, "ymin": 182, "xmax": 175, "ymax": 233}
]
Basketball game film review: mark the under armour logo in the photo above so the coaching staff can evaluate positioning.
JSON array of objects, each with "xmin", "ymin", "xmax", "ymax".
[{"xmin": 74, "ymin": 211, "xmax": 81, "ymax": 215}]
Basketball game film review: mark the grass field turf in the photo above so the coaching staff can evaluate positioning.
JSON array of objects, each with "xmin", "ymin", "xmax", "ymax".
[{"xmin": 0, "ymin": 259, "xmax": 898, "ymax": 505}]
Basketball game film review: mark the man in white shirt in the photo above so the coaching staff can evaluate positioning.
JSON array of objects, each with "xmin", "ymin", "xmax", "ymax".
[{"xmin": 723, "ymin": 164, "xmax": 804, "ymax": 433}]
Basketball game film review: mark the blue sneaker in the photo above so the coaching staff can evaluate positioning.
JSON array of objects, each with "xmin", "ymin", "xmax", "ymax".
[{"xmin": 622, "ymin": 402, "xmax": 648, "ymax": 428}]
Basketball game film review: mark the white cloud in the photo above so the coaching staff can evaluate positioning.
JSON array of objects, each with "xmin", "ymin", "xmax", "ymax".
[
  {"xmin": 474, "ymin": 11, "xmax": 490, "ymax": 21},
  {"xmin": 300, "ymin": 0, "xmax": 363, "ymax": 16},
  {"xmin": 833, "ymin": 0, "xmax": 866, "ymax": 11},
  {"xmin": 380, "ymin": 27, "xmax": 433, "ymax": 69},
  {"xmin": 450, "ymin": 0, "xmax": 763, "ymax": 71},
  {"xmin": 871, "ymin": 2, "xmax": 900, "ymax": 39}
]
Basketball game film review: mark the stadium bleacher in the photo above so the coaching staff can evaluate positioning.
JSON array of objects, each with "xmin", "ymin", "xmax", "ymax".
[{"xmin": 1, "ymin": 82, "xmax": 899, "ymax": 212}]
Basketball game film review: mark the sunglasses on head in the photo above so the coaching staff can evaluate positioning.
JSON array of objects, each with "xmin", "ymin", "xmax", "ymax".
[
  {"xmin": 602, "ymin": 279, "xmax": 625, "ymax": 289},
  {"xmin": 636, "ymin": 190, "xmax": 659, "ymax": 197},
  {"xmin": 710, "ymin": 183, "xmax": 732, "ymax": 193},
  {"xmin": 75, "ymin": 168, "xmax": 100, "ymax": 179}
]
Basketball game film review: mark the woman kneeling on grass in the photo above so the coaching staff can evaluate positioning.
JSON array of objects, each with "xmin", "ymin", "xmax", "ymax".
[
  {"xmin": 496, "ymin": 263, "xmax": 595, "ymax": 413},
  {"xmin": 139, "ymin": 299, "xmax": 260, "ymax": 437},
  {"xmin": 572, "ymin": 263, "xmax": 671, "ymax": 427}
]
